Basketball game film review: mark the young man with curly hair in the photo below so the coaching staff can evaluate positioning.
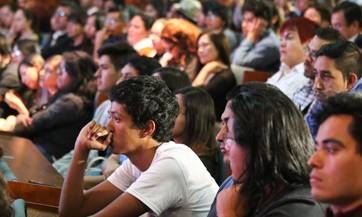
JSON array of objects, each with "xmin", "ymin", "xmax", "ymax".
[{"xmin": 59, "ymin": 76, "xmax": 218, "ymax": 217}]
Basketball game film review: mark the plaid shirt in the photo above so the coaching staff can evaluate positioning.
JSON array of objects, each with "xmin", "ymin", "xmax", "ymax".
[{"xmin": 293, "ymin": 79, "xmax": 315, "ymax": 114}]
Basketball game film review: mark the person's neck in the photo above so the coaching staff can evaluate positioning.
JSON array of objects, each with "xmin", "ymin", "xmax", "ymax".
[
  {"xmin": 330, "ymin": 199, "xmax": 362, "ymax": 216},
  {"xmin": 127, "ymin": 140, "xmax": 161, "ymax": 171}
]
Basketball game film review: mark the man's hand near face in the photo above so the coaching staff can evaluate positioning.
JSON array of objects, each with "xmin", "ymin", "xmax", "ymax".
[{"xmin": 246, "ymin": 18, "xmax": 267, "ymax": 43}]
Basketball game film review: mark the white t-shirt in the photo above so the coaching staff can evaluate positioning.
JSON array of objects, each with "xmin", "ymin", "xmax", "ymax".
[
  {"xmin": 108, "ymin": 141, "xmax": 219, "ymax": 217},
  {"xmin": 267, "ymin": 62, "xmax": 309, "ymax": 99}
]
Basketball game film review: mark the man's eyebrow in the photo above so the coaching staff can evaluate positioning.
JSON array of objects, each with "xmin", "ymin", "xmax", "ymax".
[{"xmin": 321, "ymin": 138, "xmax": 346, "ymax": 148}]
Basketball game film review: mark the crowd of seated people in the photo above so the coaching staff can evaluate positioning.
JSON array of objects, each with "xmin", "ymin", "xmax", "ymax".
[{"xmin": 0, "ymin": 0, "xmax": 361, "ymax": 216}]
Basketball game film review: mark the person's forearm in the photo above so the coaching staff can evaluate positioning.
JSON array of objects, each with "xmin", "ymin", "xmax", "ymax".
[{"xmin": 59, "ymin": 146, "xmax": 90, "ymax": 217}]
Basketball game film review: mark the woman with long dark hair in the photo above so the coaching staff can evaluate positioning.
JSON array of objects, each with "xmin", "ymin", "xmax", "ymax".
[
  {"xmin": 209, "ymin": 83, "xmax": 325, "ymax": 217},
  {"xmin": 174, "ymin": 86, "xmax": 223, "ymax": 183},
  {"xmin": 14, "ymin": 51, "xmax": 97, "ymax": 161}
]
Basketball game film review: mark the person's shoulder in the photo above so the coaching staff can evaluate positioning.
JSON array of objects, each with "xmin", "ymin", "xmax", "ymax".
[
  {"xmin": 257, "ymin": 186, "xmax": 326, "ymax": 217},
  {"xmin": 259, "ymin": 30, "xmax": 280, "ymax": 46}
]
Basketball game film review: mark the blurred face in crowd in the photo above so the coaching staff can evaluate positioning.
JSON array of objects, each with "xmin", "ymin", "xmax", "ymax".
[
  {"xmin": 205, "ymin": 11, "xmax": 223, "ymax": 31},
  {"xmin": 280, "ymin": 28, "xmax": 306, "ymax": 68},
  {"xmin": 145, "ymin": 3, "xmax": 158, "ymax": 18},
  {"xmin": 12, "ymin": 9, "xmax": 31, "ymax": 34},
  {"xmin": 40, "ymin": 62, "xmax": 59, "ymax": 91},
  {"xmin": 0, "ymin": 5, "xmax": 14, "ymax": 28},
  {"xmin": 57, "ymin": 61, "xmax": 72, "ymax": 90},
  {"xmin": 120, "ymin": 63, "xmax": 139, "ymax": 81},
  {"xmin": 332, "ymin": 11, "xmax": 358, "ymax": 39},
  {"xmin": 51, "ymin": 6, "xmax": 70, "ymax": 31},
  {"xmin": 216, "ymin": 101, "xmax": 247, "ymax": 180},
  {"xmin": 67, "ymin": 21, "xmax": 83, "ymax": 39},
  {"xmin": 150, "ymin": 20, "xmax": 166, "ymax": 55},
  {"xmin": 104, "ymin": 0, "xmax": 116, "ymax": 12},
  {"xmin": 197, "ymin": 34, "xmax": 219, "ymax": 64},
  {"xmin": 127, "ymin": 15, "xmax": 149, "ymax": 45},
  {"xmin": 304, "ymin": 36, "xmax": 330, "ymax": 78},
  {"xmin": 84, "ymin": 15, "xmax": 97, "ymax": 40},
  {"xmin": 304, "ymin": 7, "xmax": 321, "ymax": 26},
  {"xmin": 313, "ymin": 56, "xmax": 350, "ymax": 102},
  {"xmin": 104, "ymin": 11, "xmax": 123, "ymax": 35},
  {"xmin": 20, "ymin": 64, "xmax": 40, "ymax": 89},
  {"xmin": 309, "ymin": 115, "xmax": 362, "ymax": 210},
  {"xmin": 241, "ymin": 11, "xmax": 267, "ymax": 37},
  {"xmin": 95, "ymin": 55, "xmax": 119, "ymax": 92}
]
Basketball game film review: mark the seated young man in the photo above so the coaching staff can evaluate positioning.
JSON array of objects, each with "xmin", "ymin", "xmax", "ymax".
[
  {"xmin": 59, "ymin": 76, "xmax": 218, "ymax": 217},
  {"xmin": 309, "ymin": 92, "xmax": 362, "ymax": 217}
]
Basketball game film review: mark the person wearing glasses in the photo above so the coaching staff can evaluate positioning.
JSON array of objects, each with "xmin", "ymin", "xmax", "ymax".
[
  {"xmin": 293, "ymin": 27, "xmax": 342, "ymax": 115},
  {"xmin": 93, "ymin": 7, "xmax": 126, "ymax": 61},
  {"xmin": 305, "ymin": 41, "xmax": 361, "ymax": 138},
  {"xmin": 208, "ymin": 82, "xmax": 325, "ymax": 217},
  {"xmin": 41, "ymin": 1, "xmax": 78, "ymax": 59}
]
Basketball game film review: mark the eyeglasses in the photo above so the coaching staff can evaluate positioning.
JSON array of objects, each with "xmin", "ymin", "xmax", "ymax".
[
  {"xmin": 55, "ymin": 9, "xmax": 67, "ymax": 17},
  {"xmin": 105, "ymin": 18, "xmax": 117, "ymax": 25}
]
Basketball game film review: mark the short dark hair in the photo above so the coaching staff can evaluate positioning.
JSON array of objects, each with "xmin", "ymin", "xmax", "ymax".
[
  {"xmin": 307, "ymin": 3, "xmax": 331, "ymax": 25},
  {"xmin": 59, "ymin": 0, "xmax": 79, "ymax": 15},
  {"xmin": 97, "ymin": 42, "xmax": 137, "ymax": 71},
  {"xmin": 315, "ymin": 92, "xmax": 362, "ymax": 155},
  {"xmin": 110, "ymin": 76, "xmax": 179, "ymax": 142},
  {"xmin": 130, "ymin": 13, "xmax": 154, "ymax": 30},
  {"xmin": 126, "ymin": 55, "xmax": 161, "ymax": 76},
  {"xmin": 198, "ymin": 31, "xmax": 231, "ymax": 66},
  {"xmin": 202, "ymin": 0, "xmax": 229, "ymax": 27},
  {"xmin": 316, "ymin": 40, "xmax": 362, "ymax": 80},
  {"xmin": 242, "ymin": 0, "xmax": 272, "ymax": 25},
  {"xmin": 152, "ymin": 67, "xmax": 191, "ymax": 93},
  {"xmin": 226, "ymin": 82, "xmax": 314, "ymax": 216},
  {"xmin": 333, "ymin": 1, "xmax": 362, "ymax": 28},
  {"xmin": 68, "ymin": 13, "xmax": 85, "ymax": 25},
  {"xmin": 315, "ymin": 27, "xmax": 342, "ymax": 42},
  {"xmin": 146, "ymin": 0, "xmax": 165, "ymax": 18}
]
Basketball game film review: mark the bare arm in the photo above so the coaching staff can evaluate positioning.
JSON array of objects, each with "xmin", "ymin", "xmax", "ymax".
[
  {"xmin": 59, "ymin": 121, "xmax": 151, "ymax": 217},
  {"xmin": 59, "ymin": 121, "xmax": 119, "ymax": 216}
]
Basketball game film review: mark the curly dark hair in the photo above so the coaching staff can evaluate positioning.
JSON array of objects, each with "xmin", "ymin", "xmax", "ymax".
[
  {"xmin": 110, "ymin": 76, "xmax": 179, "ymax": 142},
  {"xmin": 227, "ymin": 82, "xmax": 314, "ymax": 216}
]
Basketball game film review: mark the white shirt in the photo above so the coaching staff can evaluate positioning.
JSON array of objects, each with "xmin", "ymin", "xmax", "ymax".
[
  {"xmin": 267, "ymin": 62, "xmax": 309, "ymax": 99},
  {"xmin": 108, "ymin": 141, "xmax": 218, "ymax": 217}
]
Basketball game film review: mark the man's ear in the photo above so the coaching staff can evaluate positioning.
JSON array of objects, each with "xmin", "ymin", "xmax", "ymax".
[
  {"xmin": 351, "ymin": 20, "xmax": 360, "ymax": 31},
  {"xmin": 140, "ymin": 120, "xmax": 156, "ymax": 138},
  {"xmin": 347, "ymin": 72, "xmax": 358, "ymax": 90}
]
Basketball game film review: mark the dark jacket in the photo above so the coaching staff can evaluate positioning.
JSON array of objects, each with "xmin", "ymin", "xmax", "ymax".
[
  {"xmin": 41, "ymin": 33, "xmax": 73, "ymax": 59},
  {"xmin": 208, "ymin": 177, "xmax": 326, "ymax": 217},
  {"xmin": 14, "ymin": 93, "xmax": 94, "ymax": 161},
  {"xmin": 0, "ymin": 63, "xmax": 20, "ymax": 117}
]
